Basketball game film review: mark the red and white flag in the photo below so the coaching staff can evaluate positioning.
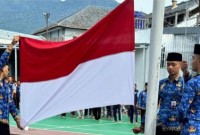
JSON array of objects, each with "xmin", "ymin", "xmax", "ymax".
[{"xmin": 20, "ymin": 0, "xmax": 135, "ymax": 127}]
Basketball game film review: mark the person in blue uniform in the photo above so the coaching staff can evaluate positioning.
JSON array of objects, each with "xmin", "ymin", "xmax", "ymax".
[
  {"xmin": 0, "ymin": 36, "xmax": 23, "ymax": 134},
  {"xmin": 156, "ymin": 52, "xmax": 184, "ymax": 135},
  {"xmin": 138, "ymin": 83, "xmax": 148, "ymax": 127},
  {"xmin": 132, "ymin": 83, "xmax": 148, "ymax": 134},
  {"xmin": 133, "ymin": 52, "xmax": 184, "ymax": 135},
  {"xmin": 177, "ymin": 44, "xmax": 200, "ymax": 135}
]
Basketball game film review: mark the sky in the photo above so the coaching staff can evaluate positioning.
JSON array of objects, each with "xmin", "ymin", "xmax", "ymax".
[{"xmin": 115, "ymin": 0, "xmax": 186, "ymax": 13}]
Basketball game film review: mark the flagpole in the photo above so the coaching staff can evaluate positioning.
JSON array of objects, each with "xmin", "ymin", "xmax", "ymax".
[{"xmin": 144, "ymin": 0, "xmax": 165, "ymax": 135}]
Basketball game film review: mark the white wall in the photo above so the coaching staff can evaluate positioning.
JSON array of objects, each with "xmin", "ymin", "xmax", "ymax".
[
  {"xmin": 145, "ymin": 46, "xmax": 150, "ymax": 83},
  {"xmin": 135, "ymin": 47, "xmax": 149, "ymax": 91},
  {"xmin": 40, "ymin": 27, "xmax": 86, "ymax": 41},
  {"xmin": 135, "ymin": 48, "xmax": 144, "ymax": 91},
  {"xmin": 64, "ymin": 28, "xmax": 86, "ymax": 40},
  {"xmin": 50, "ymin": 30, "xmax": 59, "ymax": 39}
]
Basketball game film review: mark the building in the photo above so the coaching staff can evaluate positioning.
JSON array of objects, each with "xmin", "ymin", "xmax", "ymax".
[
  {"xmin": 33, "ymin": 6, "xmax": 112, "ymax": 41},
  {"xmin": 33, "ymin": 5, "xmax": 148, "ymax": 40},
  {"xmin": 146, "ymin": 0, "xmax": 200, "ymax": 28}
]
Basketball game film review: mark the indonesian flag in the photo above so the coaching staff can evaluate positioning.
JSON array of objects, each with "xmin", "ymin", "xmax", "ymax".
[{"xmin": 20, "ymin": 0, "xmax": 135, "ymax": 127}]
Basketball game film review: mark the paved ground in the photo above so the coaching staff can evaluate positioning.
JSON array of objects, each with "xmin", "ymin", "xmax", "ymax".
[
  {"xmin": 10, "ymin": 114, "xmax": 143, "ymax": 135},
  {"xmin": 11, "ymin": 126, "xmax": 92, "ymax": 135}
]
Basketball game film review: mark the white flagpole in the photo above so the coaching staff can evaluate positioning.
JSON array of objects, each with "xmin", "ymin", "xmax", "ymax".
[{"xmin": 144, "ymin": 0, "xmax": 165, "ymax": 135}]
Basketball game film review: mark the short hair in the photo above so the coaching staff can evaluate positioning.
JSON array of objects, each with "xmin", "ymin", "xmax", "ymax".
[
  {"xmin": 135, "ymin": 84, "xmax": 137, "ymax": 86},
  {"xmin": 145, "ymin": 83, "xmax": 148, "ymax": 86}
]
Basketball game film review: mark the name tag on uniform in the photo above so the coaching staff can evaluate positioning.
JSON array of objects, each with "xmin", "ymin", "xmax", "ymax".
[{"xmin": 171, "ymin": 101, "xmax": 176, "ymax": 109}]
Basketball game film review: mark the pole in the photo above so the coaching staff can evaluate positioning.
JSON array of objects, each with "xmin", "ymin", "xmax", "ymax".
[
  {"xmin": 199, "ymin": 0, "xmax": 200, "ymax": 16},
  {"xmin": 199, "ymin": 0, "xmax": 200, "ymax": 26},
  {"xmin": 144, "ymin": 0, "xmax": 165, "ymax": 135},
  {"xmin": 143, "ymin": 47, "xmax": 146, "ymax": 86},
  {"xmin": 46, "ymin": 17, "xmax": 48, "ymax": 40},
  {"xmin": 44, "ymin": 13, "xmax": 50, "ymax": 40},
  {"xmin": 15, "ymin": 48, "xmax": 17, "ymax": 81}
]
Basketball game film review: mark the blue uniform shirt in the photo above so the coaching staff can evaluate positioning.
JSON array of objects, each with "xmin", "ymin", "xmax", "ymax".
[
  {"xmin": 137, "ymin": 91, "xmax": 140, "ymax": 99},
  {"xmin": 0, "ymin": 50, "xmax": 19, "ymax": 125},
  {"xmin": 178, "ymin": 74, "xmax": 200, "ymax": 135},
  {"xmin": 138, "ymin": 90, "xmax": 147, "ymax": 125},
  {"xmin": 157, "ymin": 76, "xmax": 184, "ymax": 132},
  {"xmin": 138, "ymin": 90, "xmax": 147, "ymax": 108},
  {"xmin": 12, "ymin": 84, "xmax": 15, "ymax": 91}
]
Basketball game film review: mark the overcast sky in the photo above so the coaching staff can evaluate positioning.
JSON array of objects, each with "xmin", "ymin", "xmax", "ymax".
[{"xmin": 115, "ymin": 0, "xmax": 186, "ymax": 13}]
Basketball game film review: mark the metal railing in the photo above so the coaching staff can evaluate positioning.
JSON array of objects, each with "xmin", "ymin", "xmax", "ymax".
[{"xmin": 135, "ymin": 18, "xmax": 149, "ymax": 30}]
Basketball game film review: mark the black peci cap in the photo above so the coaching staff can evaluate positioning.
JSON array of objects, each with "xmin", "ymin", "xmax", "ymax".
[
  {"xmin": 166, "ymin": 52, "xmax": 182, "ymax": 62},
  {"xmin": 194, "ymin": 44, "xmax": 200, "ymax": 55}
]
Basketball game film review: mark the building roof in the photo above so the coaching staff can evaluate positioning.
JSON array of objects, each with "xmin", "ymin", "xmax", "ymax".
[
  {"xmin": 0, "ymin": 29, "xmax": 44, "ymax": 45},
  {"xmin": 33, "ymin": 6, "xmax": 111, "ymax": 35},
  {"xmin": 146, "ymin": 0, "xmax": 198, "ymax": 19}
]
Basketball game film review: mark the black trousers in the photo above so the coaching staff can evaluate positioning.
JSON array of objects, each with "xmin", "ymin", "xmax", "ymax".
[
  {"xmin": 93, "ymin": 107, "xmax": 101, "ymax": 120},
  {"xmin": 16, "ymin": 97, "xmax": 20, "ymax": 110},
  {"xmin": 130, "ymin": 105, "xmax": 134, "ymax": 123},
  {"xmin": 140, "ymin": 110, "xmax": 145, "ymax": 125},
  {"xmin": 106, "ymin": 106, "xmax": 112, "ymax": 117},
  {"xmin": 113, "ymin": 105, "xmax": 121, "ymax": 122},
  {"xmin": 13, "ymin": 93, "xmax": 17, "ymax": 108},
  {"xmin": 84, "ymin": 109, "xmax": 89, "ymax": 116},
  {"xmin": 71, "ymin": 111, "xmax": 75, "ymax": 116},
  {"xmin": 0, "ymin": 122, "xmax": 10, "ymax": 135},
  {"xmin": 89, "ymin": 108, "xmax": 93, "ymax": 116},
  {"xmin": 156, "ymin": 126, "xmax": 180, "ymax": 135}
]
